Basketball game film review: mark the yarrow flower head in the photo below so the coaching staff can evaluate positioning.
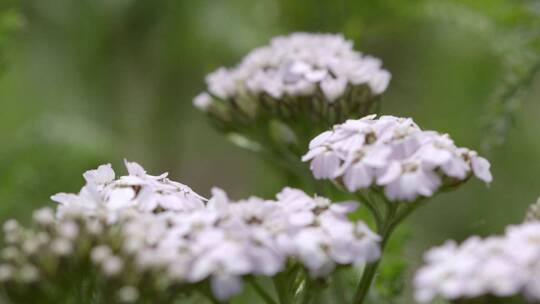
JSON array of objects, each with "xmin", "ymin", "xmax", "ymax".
[
  {"xmin": 303, "ymin": 115, "xmax": 492, "ymax": 202},
  {"xmin": 414, "ymin": 221, "xmax": 540, "ymax": 303},
  {"xmin": 51, "ymin": 160, "xmax": 206, "ymax": 221},
  {"xmin": 194, "ymin": 32, "xmax": 391, "ymax": 158},
  {"xmin": 0, "ymin": 162, "xmax": 380, "ymax": 302},
  {"xmin": 199, "ymin": 32, "xmax": 390, "ymax": 102}
]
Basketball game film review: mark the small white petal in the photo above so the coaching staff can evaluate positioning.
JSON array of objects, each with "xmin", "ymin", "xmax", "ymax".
[
  {"xmin": 211, "ymin": 275, "xmax": 243, "ymax": 301},
  {"xmin": 471, "ymin": 156, "xmax": 492, "ymax": 183}
]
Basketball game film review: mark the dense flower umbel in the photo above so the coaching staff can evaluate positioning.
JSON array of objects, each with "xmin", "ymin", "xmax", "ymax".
[
  {"xmin": 194, "ymin": 33, "xmax": 391, "ymax": 159},
  {"xmin": 302, "ymin": 115, "xmax": 492, "ymax": 202},
  {"xmin": 198, "ymin": 33, "xmax": 390, "ymax": 103},
  {"xmin": 414, "ymin": 221, "xmax": 540, "ymax": 303},
  {"xmin": 0, "ymin": 162, "xmax": 380, "ymax": 302}
]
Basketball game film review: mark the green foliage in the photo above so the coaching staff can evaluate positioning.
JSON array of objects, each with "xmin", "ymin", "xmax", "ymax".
[
  {"xmin": 0, "ymin": 0, "xmax": 20, "ymax": 72},
  {"xmin": 420, "ymin": 0, "xmax": 540, "ymax": 151},
  {"xmin": 0, "ymin": 0, "xmax": 539, "ymax": 303}
]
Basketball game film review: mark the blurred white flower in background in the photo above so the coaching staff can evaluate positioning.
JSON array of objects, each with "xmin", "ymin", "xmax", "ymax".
[
  {"xmin": 414, "ymin": 221, "xmax": 540, "ymax": 303},
  {"xmin": 0, "ymin": 161, "xmax": 381, "ymax": 301},
  {"xmin": 200, "ymin": 32, "xmax": 390, "ymax": 102}
]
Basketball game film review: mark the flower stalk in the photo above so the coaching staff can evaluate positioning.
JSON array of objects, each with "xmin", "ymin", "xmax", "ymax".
[
  {"xmin": 353, "ymin": 192, "xmax": 426, "ymax": 304},
  {"xmin": 247, "ymin": 278, "xmax": 278, "ymax": 304}
]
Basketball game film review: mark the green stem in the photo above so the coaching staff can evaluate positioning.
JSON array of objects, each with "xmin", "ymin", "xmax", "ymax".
[
  {"xmin": 197, "ymin": 286, "xmax": 222, "ymax": 304},
  {"xmin": 247, "ymin": 278, "xmax": 278, "ymax": 304},
  {"xmin": 300, "ymin": 278, "xmax": 313, "ymax": 304},
  {"xmin": 202, "ymin": 293, "xmax": 221, "ymax": 304},
  {"xmin": 352, "ymin": 261, "xmax": 380, "ymax": 304},
  {"xmin": 273, "ymin": 273, "xmax": 291, "ymax": 304},
  {"xmin": 356, "ymin": 192, "xmax": 383, "ymax": 231},
  {"xmin": 332, "ymin": 269, "xmax": 348, "ymax": 304},
  {"xmin": 352, "ymin": 220, "xmax": 394, "ymax": 304},
  {"xmin": 352, "ymin": 197, "xmax": 424, "ymax": 304}
]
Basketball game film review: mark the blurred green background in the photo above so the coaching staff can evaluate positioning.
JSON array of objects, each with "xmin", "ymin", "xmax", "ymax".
[{"xmin": 0, "ymin": 0, "xmax": 539, "ymax": 301}]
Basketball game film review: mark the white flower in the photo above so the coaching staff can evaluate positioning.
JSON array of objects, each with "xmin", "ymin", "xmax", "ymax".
[
  {"xmin": 8, "ymin": 160, "xmax": 381, "ymax": 301},
  {"xmin": 189, "ymin": 240, "xmax": 252, "ymax": 282},
  {"xmin": 57, "ymin": 220, "xmax": 79, "ymax": 239},
  {"xmin": 91, "ymin": 245, "xmax": 112, "ymax": 264},
  {"xmin": 102, "ymin": 256, "xmax": 124, "ymax": 277},
  {"xmin": 274, "ymin": 188, "xmax": 380, "ymax": 277},
  {"xmin": 117, "ymin": 286, "xmax": 139, "ymax": 303},
  {"xmin": 469, "ymin": 152, "xmax": 493, "ymax": 183},
  {"xmin": 378, "ymin": 160, "xmax": 442, "ymax": 201},
  {"xmin": 211, "ymin": 274, "xmax": 244, "ymax": 301},
  {"xmin": 302, "ymin": 148, "xmax": 342, "ymax": 179},
  {"xmin": 196, "ymin": 32, "xmax": 391, "ymax": 107},
  {"xmin": 206, "ymin": 67, "xmax": 237, "ymax": 99},
  {"xmin": 193, "ymin": 92, "xmax": 214, "ymax": 112},
  {"xmin": 303, "ymin": 115, "xmax": 492, "ymax": 202},
  {"xmin": 293, "ymin": 227, "xmax": 336, "ymax": 277},
  {"xmin": 0, "ymin": 264, "xmax": 13, "ymax": 282},
  {"xmin": 19, "ymin": 264, "xmax": 39, "ymax": 283},
  {"xmin": 414, "ymin": 222, "xmax": 540, "ymax": 303},
  {"xmin": 51, "ymin": 160, "xmax": 206, "ymax": 220},
  {"xmin": 50, "ymin": 238, "xmax": 73, "ymax": 256},
  {"xmin": 32, "ymin": 208, "xmax": 55, "ymax": 226},
  {"xmin": 2, "ymin": 220, "xmax": 19, "ymax": 233},
  {"xmin": 83, "ymin": 164, "xmax": 115, "ymax": 185},
  {"xmin": 368, "ymin": 70, "xmax": 391, "ymax": 94},
  {"xmin": 321, "ymin": 78, "xmax": 348, "ymax": 102}
]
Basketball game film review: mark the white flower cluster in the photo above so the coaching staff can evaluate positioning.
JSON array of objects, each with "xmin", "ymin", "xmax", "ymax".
[
  {"xmin": 51, "ymin": 160, "xmax": 206, "ymax": 221},
  {"xmin": 2, "ymin": 162, "xmax": 380, "ymax": 301},
  {"xmin": 0, "ymin": 210, "xmax": 144, "ymax": 303},
  {"xmin": 131, "ymin": 187, "xmax": 380, "ymax": 300},
  {"xmin": 303, "ymin": 115, "xmax": 492, "ymax": 201},
  {"xmin": 414, "ymin": 221, "xmax": 540, "ymax": 303},
  {"xmin": 195, "ymin": 32, "xmax": 390, "ymax": 109}
]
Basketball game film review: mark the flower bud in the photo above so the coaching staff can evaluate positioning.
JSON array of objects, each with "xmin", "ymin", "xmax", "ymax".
[
  {"xmin": 51, "ymin": 238, "xmax": 73, "ymax": 256},
  {"xmin": 117, "ymin": 286, "xmax": 139, "ymax": 303},
  {"xmin": 102, "ymin": 255, "xmax": 123, "ymax": 277},
  {"xmin": 57, "ymin": 220, "xmax": 79, "ymax": 239},
  {"xmin": 32, "ymin": 208, "xmax": 55, "ymax": 226},
  {"xmin": 19, "ymin": 264, "xmax": 38, "ymax": 283},
  {"xmin": 91, "ymin": 245, "xmax": 112, "ymax": 264},
  {"xmin": 0, "ymin": 264, "xmax": 13, "ymax": 282}
]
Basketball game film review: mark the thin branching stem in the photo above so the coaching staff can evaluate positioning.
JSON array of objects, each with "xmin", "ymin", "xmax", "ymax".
[
  {"xmin": 247, "ymin": 277, "xmax": 279, "ymax": 304},
  {"xmin": 273, "ymin": 273, "xmax": 291, "ymax": 304},
  {"xmin": 356, "ymin": 192, "xmax": 383, "ymax": 231},
  {"xmin": 353, "ymin": 196, "xmax": 424, "ymax": 304}
]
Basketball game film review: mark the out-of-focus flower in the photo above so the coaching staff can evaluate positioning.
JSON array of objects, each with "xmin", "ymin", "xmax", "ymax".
[
  {"xmin": 525, "ymin": 197, "xmax": 540, "ymax": 222},
  {"xmin": 200, "ymin": 33, "xmax": 390, "ymax": 102},
  {"xmin": 0, "ymin": 162, "xmax": 380, "ymax": 302},
  {"xmin": 414, "ymin": 221, "xmax": 540, "ymax": 303},
  {"xmin": 303, "ymin": 115, "xmax": 492, "ymax": 202},
  {"xmin": 194, "ymin": 32, "xmax": 391, "ymax": 162}
]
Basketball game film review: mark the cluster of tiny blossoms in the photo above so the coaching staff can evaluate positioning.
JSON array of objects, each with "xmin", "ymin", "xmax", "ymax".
[
  {"xmin": 194, "ymin": 33, "xmax": 391, "ymax": 153},
  {"xmin": 196, "ymin": 32, "xmax": 390, "ymax": 105},
  {"xmin": 414, "ymin": 221, "xmax": 540, "ymax": 303},
  {"xmin": 0, "ymin": 161, "xmax": 380, "ymax": 302},
  {"xmin": 302, "ymin": 115, "xmax": 492, "ymax": 202}
]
